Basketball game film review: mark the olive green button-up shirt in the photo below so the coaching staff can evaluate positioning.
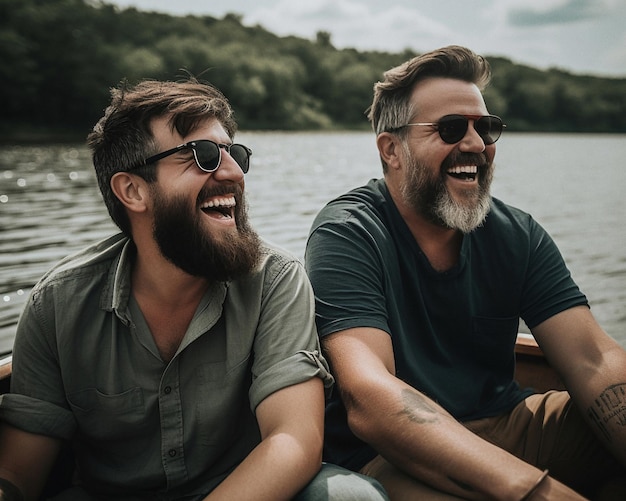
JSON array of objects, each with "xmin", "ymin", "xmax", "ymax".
[{"xmin": 0, "ymin": 234, "xmax": 332, "ymax": 499}]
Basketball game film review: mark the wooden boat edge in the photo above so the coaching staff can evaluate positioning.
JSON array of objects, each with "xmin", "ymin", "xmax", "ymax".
[
  {"xmin": 0, "ymin": 334, "xmax": 563, "ymax": 394},
  {"xmin": 0, "ymin": 354, "xmax": 11, "ymax": 394}
]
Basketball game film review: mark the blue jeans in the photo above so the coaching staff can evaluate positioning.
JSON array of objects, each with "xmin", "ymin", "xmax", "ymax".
[{"xmin": 294, "ymin": 462, "xmax": 389, "ymax": 501}]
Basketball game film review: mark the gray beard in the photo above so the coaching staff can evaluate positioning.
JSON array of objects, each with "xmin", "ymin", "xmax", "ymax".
[
  {"xmin": 432, "ymin": 183, "xmax": 491, "ymax": 234},
  {"xmin": 400, "ymin": 148, "xmax": 493, "ymax": 234}
]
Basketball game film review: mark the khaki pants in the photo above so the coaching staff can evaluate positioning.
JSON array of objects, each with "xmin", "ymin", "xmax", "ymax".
[{"xmin": 360, "ymin": 391, "xmax": 625, "ymax": 500}]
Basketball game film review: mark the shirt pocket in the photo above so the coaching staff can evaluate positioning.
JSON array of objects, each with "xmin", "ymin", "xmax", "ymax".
[{"xmin": 67, "ymin": 387, "xmax": 145, "ymax": 441}]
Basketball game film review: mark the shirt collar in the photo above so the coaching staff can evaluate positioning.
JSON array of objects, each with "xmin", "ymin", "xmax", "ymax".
[
  {"xmin": 100, "ymin": 236, "xmax": 230, "ymax": 330},
  {"xmin": 101, "ymin": 236, "xmax": 135, "ymax": 325}
]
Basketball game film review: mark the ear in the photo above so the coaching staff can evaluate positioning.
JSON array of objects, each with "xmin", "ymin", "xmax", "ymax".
[
  {"xmin": 376, "ymin": 132, "xmax": 403, "ymax": 171},
  {"xmin": 110, "ymin": 172, "xmax": 149, "ymax": 213}
]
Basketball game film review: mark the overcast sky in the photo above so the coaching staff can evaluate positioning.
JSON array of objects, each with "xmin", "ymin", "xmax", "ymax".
[{"xmin": 106, "ymin": 0, "xmax": 626, "ymax": 78}]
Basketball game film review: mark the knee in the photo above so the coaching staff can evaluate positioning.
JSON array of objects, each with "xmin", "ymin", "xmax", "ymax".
[{"xmin": 294, "ymin": 462, "xmax": 390, "ymax": 501}]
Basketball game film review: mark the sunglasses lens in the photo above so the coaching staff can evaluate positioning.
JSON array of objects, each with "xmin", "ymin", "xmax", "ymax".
[
  {"xmin": 194, "ymin": 141, "xmax": 221, "ymax": 172},
  {"xmin": 229, "ymin": 144, "xmax": 251, "ymax": 173},
  {"xmin": 476, "ymin": 116, "xmax": 503, "ymax": 145},
  {"xmin": 437, "ymin": 116, "xmax": 468, "ymax": 144},
  {"xmin": 437, "ymin": 115, "xmax": 503, "ymax": 144},
  {"xmin": 191, "ymin": 141, "xmax": 251, "ymax": 173}
]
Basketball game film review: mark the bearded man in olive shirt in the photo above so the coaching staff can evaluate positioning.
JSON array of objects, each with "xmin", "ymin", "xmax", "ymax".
[{"xmin": 0, "ymin": 80, "xmax": 388, "ymax": 501}]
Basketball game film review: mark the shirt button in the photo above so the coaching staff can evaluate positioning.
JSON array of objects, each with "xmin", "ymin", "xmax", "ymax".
[
  {"xmin": 168, "ymin": 449, "xmax": 177, "ymax": 457},
  {"xmin": 164, "ymin": 386, "xmax": 172, "ymax": 394}
]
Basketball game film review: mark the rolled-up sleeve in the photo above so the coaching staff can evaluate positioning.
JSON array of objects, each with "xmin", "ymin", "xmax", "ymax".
[
  {"xmin": 0, "ymin": 283, "xmax": 77, "ymax": 439},
  {"xmin": 248, "ymin": 252, "xmax": 334, "ymax": 412},
  {"xmin": 250, "ymin": 349, "xmax": 333, "ymax": 411},
  {"xmin": 0, "ymin": 393, "xmax": 76, "ymax": 439}
]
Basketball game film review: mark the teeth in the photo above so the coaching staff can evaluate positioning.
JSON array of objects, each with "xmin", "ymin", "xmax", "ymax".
[
  {"xmin": 201, "ymin": 196, "xmax": 236, "ymax": 209},
  {"xmin": 448, "ymin": 165, "xmax": 477, "ymax": 174}
]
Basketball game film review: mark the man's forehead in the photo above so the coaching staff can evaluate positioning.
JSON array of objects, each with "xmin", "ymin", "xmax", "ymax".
[
  {"xmin": 151, "ymin": 116, "xmax": 228, "ymax": 144},
  {"xmin": 411, "ymin": 78, "xmax": 487, "ymax": 117}
]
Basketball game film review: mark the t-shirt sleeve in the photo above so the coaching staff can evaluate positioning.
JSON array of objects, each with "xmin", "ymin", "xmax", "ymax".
[
  {"xmin": 520, "ymin": 217, "xmax": 588, "ymax": 329},
  {"xmin": 248, "ymin": 256, "xmax": 334, "ymax": 412},
  {"xmin": 305, "ymin": 215, "xmax": 391, "ymax": 339}
]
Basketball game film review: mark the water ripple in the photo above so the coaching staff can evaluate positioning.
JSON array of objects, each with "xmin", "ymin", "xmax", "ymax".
[{"xmin": 1, "ymin": 133, "xmax": 625, "ymax": 354}]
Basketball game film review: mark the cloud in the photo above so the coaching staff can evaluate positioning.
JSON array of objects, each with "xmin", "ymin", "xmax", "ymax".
[
  {"xmin": 601, "ymin": 26, "xmax": 626, "ymax": 73},
  {"xmin": 248, "ymin": 0, "xmax": 453, "ymax": 52},
  {"xmin": 506, "ymin": 0, "xmax": 606, "ymax": 27},
  {"xmin": 105, "ymin": 0, "xmax": 626, "ymax": 76}
]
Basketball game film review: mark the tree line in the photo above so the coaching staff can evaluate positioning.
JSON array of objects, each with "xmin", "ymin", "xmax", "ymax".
[{"xmin": 2, "ymin": 0, "xmax": 626, "ymax": 142}]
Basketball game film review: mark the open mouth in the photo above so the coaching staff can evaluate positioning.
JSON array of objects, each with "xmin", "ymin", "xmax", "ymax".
[
  {"xmin": 447, "ymin": 165, "xmax": 477, "ymax": 181},
  {"xmin": 200, "ymin": 196, "xmax": 236, "ymax": 219}
]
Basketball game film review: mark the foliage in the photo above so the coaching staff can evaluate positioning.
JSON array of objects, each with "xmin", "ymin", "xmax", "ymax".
[{"xmin": 1, "ymin": 0, "xmax": 625, "ymax": 141}]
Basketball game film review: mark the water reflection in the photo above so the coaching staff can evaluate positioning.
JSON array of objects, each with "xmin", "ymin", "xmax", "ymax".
[{"xmin": 0, "ymin": 146, "xmax": 116, "ymax": 350}]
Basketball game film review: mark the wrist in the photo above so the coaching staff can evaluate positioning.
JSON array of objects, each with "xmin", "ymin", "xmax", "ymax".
[
  {"xmin": 523, "ymin": 472, "xmax": 588, "ymax": 501},
  {"xmin": 520, "ymin": 469, "xmax": 549, "ymax": 500}
]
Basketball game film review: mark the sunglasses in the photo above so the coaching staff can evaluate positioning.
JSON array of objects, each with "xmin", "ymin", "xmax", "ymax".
[
  {"xmin": 131, "ymin": 140, "xmax": 252, "ymax": 173},
  {"xmin": 400, "ymin": 114, "xmax": 505, "ymax": 145}
]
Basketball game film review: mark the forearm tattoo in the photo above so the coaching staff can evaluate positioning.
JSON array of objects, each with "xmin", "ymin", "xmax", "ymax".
[
  {"xmin": 399, "ymin": 390, "xmax": 478, "ymax": 494},
  {"xmin": 398, "ymin": 388, "xmax": 440, "ymax": 424},
  {"xmin": 587, "ymin": 383, "xmax": 626, "ymax": 441}
]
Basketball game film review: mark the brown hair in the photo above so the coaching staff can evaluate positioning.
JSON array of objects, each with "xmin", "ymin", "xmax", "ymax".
[
  {"xmin": 368, "ymin": 45, "xmax": 492, "ymax": 136},
  {"xmin": 87, "ymin": 78, "xmax": 237, "ymax": 235}
]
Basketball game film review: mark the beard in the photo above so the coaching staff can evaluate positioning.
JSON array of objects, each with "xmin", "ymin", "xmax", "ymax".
[
  {"xmin": 151, "ymin": 184, "xmax": 261, "ymax": 282},
  {"xmin": 400, "ymin": 148, "xmax": 494, "ymax": 234}
]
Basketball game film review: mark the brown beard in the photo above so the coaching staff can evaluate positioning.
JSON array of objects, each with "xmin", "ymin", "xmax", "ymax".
[
  {"xmin": 151, "ymin": 184, "xmax": 261, "ymax": 282},
  {"xmin": 400, "ymin": 148, "xmax": 493, "ymax": 234}
]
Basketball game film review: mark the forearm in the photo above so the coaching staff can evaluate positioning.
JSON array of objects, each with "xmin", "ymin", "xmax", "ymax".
[
  {"xmin": 586, "ymin": 383, "xmax": 626, "ymax": 467},
  {"xmin": 533, "ymin": 307, "xmax": 626, "ymax": 468},
  {"xmin": 574, "ymin": 347, "xmax": 626, "ymax": 467},
  {"xmin": 350, "ymin": 385, "xmax": 584, "ymax": 500},
  {"xmin": 0, "ymin": 425, "xmax": 61, "ymax": 501},
  {"xmin": 203, "ymin": 433, "xmax": 321, "ymax": 501}
]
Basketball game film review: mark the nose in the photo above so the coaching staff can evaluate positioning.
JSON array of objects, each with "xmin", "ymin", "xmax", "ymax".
[
  {"xmin": 459, "ymin": 120, "xmax": 486, "ymax": 153},
  {"xmin": 213, "ymin": 148, "xmax": 245, "ymax": 183}
]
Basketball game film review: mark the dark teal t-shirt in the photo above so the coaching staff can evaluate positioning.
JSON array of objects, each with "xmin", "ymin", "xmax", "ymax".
[{"xmin": 305, "ymin": 178, "xmax": 588, "ymax": 470}]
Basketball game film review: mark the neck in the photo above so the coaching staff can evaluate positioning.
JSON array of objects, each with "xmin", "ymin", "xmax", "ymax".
[
  {"xmin": 132, "ymin": 242, "xmax": 209, "ymax": 306},
  {"xmin": 131, "ymin": 242, "xmax": 211, "ymax": 362},
  {"xmin": 389, "ymin": 185, "xmax": 463, "ymax": 272}
]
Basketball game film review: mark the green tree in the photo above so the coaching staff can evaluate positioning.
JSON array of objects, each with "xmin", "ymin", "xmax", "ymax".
[{"xmin": 2, "ymin": 0, "xmax": 626, "ymax": 140}]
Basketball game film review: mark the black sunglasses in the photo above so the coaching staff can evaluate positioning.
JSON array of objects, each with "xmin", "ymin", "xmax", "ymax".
[
  {"xmin": 130, "ymin": 140, "xmax": 252, "ymax": 173},
  {"xmin": 399, "ymin": 114, "xmax": 505, "ymax": 145}
]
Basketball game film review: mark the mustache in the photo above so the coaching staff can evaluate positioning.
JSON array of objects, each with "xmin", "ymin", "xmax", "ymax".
[
  {"xmin": 441, "ymin": 152, "xmax": 489, "ymax": 171},
  {"xmin": 197, "ymin": 183, "xmax": 244, "ymax": 203}
]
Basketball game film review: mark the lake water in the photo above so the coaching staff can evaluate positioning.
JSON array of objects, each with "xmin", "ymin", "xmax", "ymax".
[{"xmin": 1, "ymin": 132, "xmax": 625, "ymax": 354}]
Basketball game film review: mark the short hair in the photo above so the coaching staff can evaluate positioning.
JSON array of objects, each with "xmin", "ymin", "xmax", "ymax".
[
  {"xmin": 368, "ymin": 45, "xmax": 492, "ymax": 136},
  {"xmin": 87, "ymin": 79, "xmax": 237, "ymax": 235}
]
